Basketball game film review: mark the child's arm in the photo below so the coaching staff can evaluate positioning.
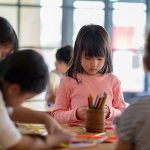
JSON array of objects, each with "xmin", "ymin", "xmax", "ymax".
[
  {"xmin": 106, "ymin": 77, "xmax": 126, "ymax": 121},
  {"xmin": 45, "ymin": 71, "xmax": 60, "ymax": 104},
  {"xmin": 9, "ymin": 129, "xmax": 74, "ymax": 150},
  {"xmin": 52, "ymin": 78, "xmax": 80, "ymax": 123},
  {"xmin": 1, "ymin": 103, "xmax": 74, "ymax": 150},
  {"xmin": 11, "ymin": 106, "xmax": 62, "ymax": 134},
  {"xmin": 1, "ymin": 105, "xmax": 74, "ymax": 149},
  {"xmin": 45, "ymin": 79, "xmax": 56, "ymax": 104},
  {"xmin": 47, "ymin": 92, "xmax": 56, "ymax": 104}
]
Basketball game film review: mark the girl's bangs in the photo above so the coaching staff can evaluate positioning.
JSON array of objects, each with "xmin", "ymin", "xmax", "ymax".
[{"xmin": 83, "ymin": 41, "xmax": 106, "ymax": 58}]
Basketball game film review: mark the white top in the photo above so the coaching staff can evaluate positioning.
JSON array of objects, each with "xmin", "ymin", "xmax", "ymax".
[
  {"xmin": 49, "ymin": 71, "xmax": 61, "ymax": 94},
  {"xmin": 115, "ymin": 96, "xmax": 150, "ymax": 150},
  {"xmin": 0, "ymin": 91, "xmax": 22, "ymax": 150},
  {"xmin": 45, "ymin": 70, "xmax": 62, "ymax": 101}
]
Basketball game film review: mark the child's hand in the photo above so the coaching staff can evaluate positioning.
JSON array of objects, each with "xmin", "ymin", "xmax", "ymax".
[
  {"xmin": 104, "ymin": 105, "xmax": 110, "ymax": 119},
  {"xmin": 76, "ymin": 106, "xmax": 88, "ymax": 120},
  {"xmin": 58, "ymin": 129, "xmax": 75, "ymax": 144},
  {"xmin": 46, "ymin": 129, "xmax": 75, "ymax": 148},
  {"xmin": 44, "ymin": 115, "xmax": 63, "ymax": 134}
]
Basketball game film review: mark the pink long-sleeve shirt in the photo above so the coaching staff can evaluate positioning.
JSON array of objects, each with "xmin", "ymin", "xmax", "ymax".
[{"xmin": 52, "ymin": 73, "xmax": 126, "ymax": 126}]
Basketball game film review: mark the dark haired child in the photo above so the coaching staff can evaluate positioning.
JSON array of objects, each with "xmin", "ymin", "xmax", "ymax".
[
  {"xmin": 0, "ymin": 49, "xmax": 73, "ymax": 149},
  {"xmin": 52, "ymin": 24, "xmax": 126, "ymax": 127},
  {"xmin": 0, "ymin": 17, "xmax": 74, "ymax": 146},
  {"xmin": 46, "ymin": 45, "xmax": 73, "ymax": 103}
]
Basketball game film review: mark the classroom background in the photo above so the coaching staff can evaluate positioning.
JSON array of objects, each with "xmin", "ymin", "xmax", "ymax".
[{"xmin": 0, "ymin": 0, "xmax": 150, "ymax": 103}]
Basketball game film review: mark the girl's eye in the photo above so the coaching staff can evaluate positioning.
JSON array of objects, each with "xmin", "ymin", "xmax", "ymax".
[
  {"xmin": 85, "ymin": 56, "xmax": 91, "ymax": 60},
  {"xmin": 97, "ymin": 58, "xmax": 103, "ymax": 60}
]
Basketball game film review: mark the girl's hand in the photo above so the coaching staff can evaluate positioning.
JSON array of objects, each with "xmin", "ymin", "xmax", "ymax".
[
  {"xmin": 104, "ymin": 105, "xmax": 110, "ymax": 119},
  {"xmin": 76, "ymin": 106, "xmax": 88, "ymax": 120},
  {"xmin": 44, "ymin": 115, "xmax": 63, "ymax": 134}
]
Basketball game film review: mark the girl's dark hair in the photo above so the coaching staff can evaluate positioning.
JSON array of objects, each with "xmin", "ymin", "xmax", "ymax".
[
  {"xmin": 67, "ymin": 24, "xmax": 113, "ymax": 81},
  {"xmin": 145, "ymin": 31, "xmax": 150, "ymax": 57},
  {"xmin": 0, "ymin": 49, "xmax": 49, "ymax": 94},
  {"xmin": 56, "ymin": 45, "xmax": 73, "ymax": 65},
  {"xmin": 0, "ymin": 17, "xmax": 18, "ymax": 52}
]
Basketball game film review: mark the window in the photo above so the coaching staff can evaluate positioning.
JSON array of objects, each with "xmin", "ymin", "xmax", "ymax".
[
  {"xmin": 0, "ymin": 6, "xmax": 18, "ymax": 34},
  {"xmin": 73, "ymin": 1, "xmax": 104, "ymax": 41},
  {"xmin": 19, "ymin": 0, "xmax": 62, "ymax": 48},
  {"xmin": 112, "ymin": 2, "xmax": 146, "ymax": 92}
]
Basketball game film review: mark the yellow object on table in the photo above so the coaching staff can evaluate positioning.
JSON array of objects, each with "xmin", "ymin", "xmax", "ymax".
[{"xmin": 18, "ymin": 123, "xmax": 47, "ymax": 135}]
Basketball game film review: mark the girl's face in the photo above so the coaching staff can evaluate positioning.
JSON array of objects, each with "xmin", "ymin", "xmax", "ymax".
[
  {"xmin": 7, "ymin": 92, "xmax": 36, "ymax": 107},
  {"xmin": 3, "ymin": 83, "xmax": 36, "ymax": 107},
  {"xmin": 55, "ymin": 60, "xmax": 69, "ymax": 74},
  {"xmin": 0, "ymin": 43, "xmax": 14, "ymax": 60},
  {"xmin": 81, "ymin": 53, "xmax": 105, "ymax": 75}
]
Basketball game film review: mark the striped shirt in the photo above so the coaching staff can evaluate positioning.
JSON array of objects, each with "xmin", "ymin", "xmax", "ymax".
[{"xmin": 115, "ymin": 96, "xmax": 150, "ymax": 150}]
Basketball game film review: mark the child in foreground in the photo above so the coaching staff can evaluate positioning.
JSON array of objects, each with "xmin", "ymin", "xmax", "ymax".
[
  {"xmin": 0, "ymin": 49, "xmax": 74, "ymax": 150},
  {"xmin": 115, "ymin": 31, "xmax": 150, "ymax": 150},
  {"xmin": 52, "ymin": 24, "xmax": 126, "ymax": 127},
  {"xmin": 0, "ymin": 16, "xmax": 72, "ymax": 140}
]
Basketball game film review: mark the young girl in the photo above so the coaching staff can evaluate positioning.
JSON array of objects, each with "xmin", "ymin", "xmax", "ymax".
[
  {"xmin": 0, "ymin": 49, "xmax": 73, "ymax": 149},
  {"xmin": 52, "ymin": 24, "xmax": 126, "ymax": 127},
  {"xmin": 0, "ymin": 16, "xmax": 18, "ymax": 59}
]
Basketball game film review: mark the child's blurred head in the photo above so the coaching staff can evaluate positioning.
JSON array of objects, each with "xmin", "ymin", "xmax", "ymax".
[
  {"xmin": 0, "ymin": 49, "xmax": 48, "ymax": 106},
  {"xmin": 55, "ymin": 45, "xmax": 73, "ymax": 74},
  {"xmin": 143, "ymin": 31, "xmax": 150, "ymax": 71},
  {"xmin": 67, "ymin": 24, "xmax": 113, "ymax": 79},
  {"xmin": 0, "ymin": 17, "xmax": 18, "ymax": 60}
]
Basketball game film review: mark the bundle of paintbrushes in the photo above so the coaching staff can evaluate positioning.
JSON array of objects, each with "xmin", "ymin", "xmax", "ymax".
[{"xmin": 88, "ymin": 92, "xmax": 107, "ymax": 110}]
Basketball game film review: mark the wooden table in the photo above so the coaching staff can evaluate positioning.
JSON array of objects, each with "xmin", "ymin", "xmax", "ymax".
[
  {"xmin": 59, "ymin": 125, "xmax": 116, "ymax": 150},
  {"xmin": 21, "ymin": 101, "xmax": 116, "ymax": 150},
  {"xmin": 18, "ymin": 123, "xmax": 116, "ymax": 150}
]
